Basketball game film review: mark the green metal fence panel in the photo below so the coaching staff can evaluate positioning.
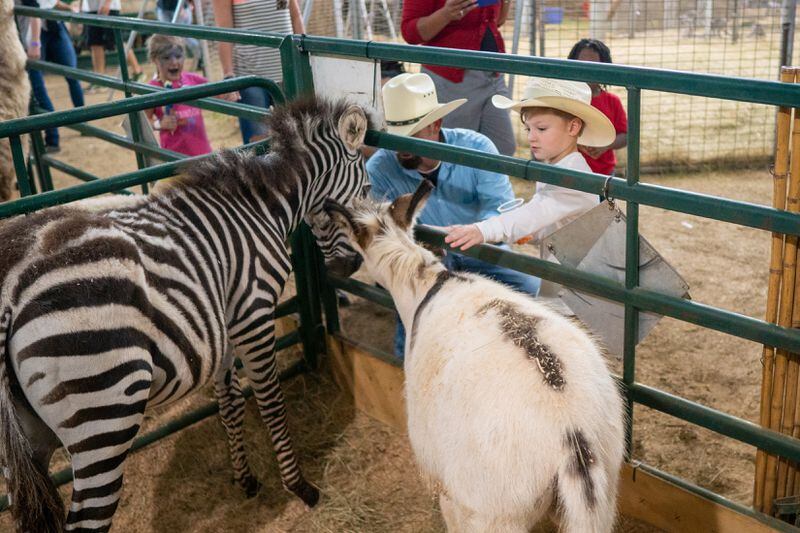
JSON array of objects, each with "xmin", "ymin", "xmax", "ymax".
[{"xmin": 9, "ymin": 8, "xmax": 800, "ymax": 526}]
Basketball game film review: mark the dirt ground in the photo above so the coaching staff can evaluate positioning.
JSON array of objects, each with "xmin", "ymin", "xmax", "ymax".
[{"xmin": 0, "ymin": 70, "xmax": 778, "ymax": 531}]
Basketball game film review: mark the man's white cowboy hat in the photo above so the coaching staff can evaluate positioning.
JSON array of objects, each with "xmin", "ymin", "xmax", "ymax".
[
  {"xmin": 383, "ymin": 73, "xmax": 466, "ymax": 137},
  {"xmin": 492, "ymin": 77, "xmax": 616, "ymax": 147}
]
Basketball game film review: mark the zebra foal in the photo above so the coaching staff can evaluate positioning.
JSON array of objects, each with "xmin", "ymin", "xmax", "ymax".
[{"xmin": 0, "ymin": 97, "xmax": 371, "ymax": 532}]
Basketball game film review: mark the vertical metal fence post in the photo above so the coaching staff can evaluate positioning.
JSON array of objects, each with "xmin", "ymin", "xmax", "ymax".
[
  {"xmin": 623, "ymin": 87, "xmax": 642, "ymax": 459},
  {"xmin": 279, "ymin": 34, "xmax": 341, "ymax": 337},
  {"xmin": 114, "ymin": 28, "xmax": 149, "ymax": 194},
  {"xmin": 10, "ymin": 135, "xmax": 34, "ymax": 197},
  {"xmin": 281, "ymin": 35, "xmax": 327, "ymax": 368},
  {"xmin": 28, "ymin": 96, "xmax": 54, "ymax": 192},
  {"xmin": 30, "ymin": 129, "xmax": 53, "ymax": 191}
]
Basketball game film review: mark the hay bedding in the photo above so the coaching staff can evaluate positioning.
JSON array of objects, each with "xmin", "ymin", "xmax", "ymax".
[{"xmin": 0, "ymin": 78, "xmax": 773, "ymax": 531}]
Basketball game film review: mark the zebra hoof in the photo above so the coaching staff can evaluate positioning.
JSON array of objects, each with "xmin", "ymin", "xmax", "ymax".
[
  {"xmin": 238, "ymin": 475, "xmax": 262, "ymax": 498},
  {"xmin": 290, "ymin": 478, "xmax": 320, "ymax": 507}
]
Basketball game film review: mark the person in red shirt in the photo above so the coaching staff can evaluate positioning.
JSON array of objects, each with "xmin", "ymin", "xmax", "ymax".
[
  {"xmin": 567, "ymin": 39, "xmax": 628, "ymax": 175},
  {"xmin": 401, "ymin": 0, "xmax": 517, "ymax": 157}
]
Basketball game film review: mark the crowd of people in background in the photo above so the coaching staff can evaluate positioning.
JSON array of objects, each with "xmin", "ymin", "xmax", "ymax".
[
  {"xmin": 12, "ymin": 0, "xmax": 625, "ymax": 161},
  {"xmin": 11, "ymin": 2, "xmax": 628, "ymax": 330}
]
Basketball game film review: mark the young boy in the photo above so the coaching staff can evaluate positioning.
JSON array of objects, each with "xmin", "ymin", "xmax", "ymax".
[{"xmin": 445, "ymin": 77, "xmax": 615, "ymax": 251}]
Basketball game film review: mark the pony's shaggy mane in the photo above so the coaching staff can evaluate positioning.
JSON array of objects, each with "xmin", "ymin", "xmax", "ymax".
[
  {"xmin": 351, "ymin": 197, "xmax": 442, "ymax": 287},
  {"xmin": 171, "ymin": 96, "xmax": 378, "ymax": 203}
]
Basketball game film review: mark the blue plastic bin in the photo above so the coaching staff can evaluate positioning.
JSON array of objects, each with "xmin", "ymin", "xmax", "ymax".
[{"xmin": 543, "ymin": 6, "xmax": 564, "ymax": 24}]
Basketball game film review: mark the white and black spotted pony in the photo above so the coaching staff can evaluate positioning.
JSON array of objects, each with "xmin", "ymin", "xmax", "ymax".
[{"xmin": 325, "ymin": 180, "xmax": 625, "ymax": 532}]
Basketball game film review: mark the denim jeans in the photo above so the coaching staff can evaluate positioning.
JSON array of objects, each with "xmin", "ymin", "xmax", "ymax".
[
  {"xmin": 27, "ymin": 21, "xmax": 84, "ymax": 147},
  {"xmin": 393, "ymin": 248, "xmax": 541, "ymax": 357},
  {"xmin": 237, "ymin": 86, "xmax": 272, "ymax": 143}
]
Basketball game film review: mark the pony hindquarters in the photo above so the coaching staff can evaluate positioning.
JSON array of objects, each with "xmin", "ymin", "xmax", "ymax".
[{"xmin": 406, "ymin": 278, "xmax": 623, "ymax": 533}]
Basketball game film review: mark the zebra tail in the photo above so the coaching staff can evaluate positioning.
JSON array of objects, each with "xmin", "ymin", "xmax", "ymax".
[{"xmin": 0, "ymin": 308, "xmax": 65, "ymax": 533}]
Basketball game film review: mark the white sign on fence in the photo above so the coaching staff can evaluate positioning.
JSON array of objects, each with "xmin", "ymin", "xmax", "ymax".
[{"xmin": 309, "ymin": 55, "xmax": 384, "ymax": 127}]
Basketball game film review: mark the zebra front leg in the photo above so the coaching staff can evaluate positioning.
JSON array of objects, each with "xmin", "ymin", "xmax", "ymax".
[
  {"xmin": 238, "ymin": 330, "xmax": 320, "ymax": 507},
  {"xmin": 214, "ymin": 367, "xmax": 261, "ymax": 497}
]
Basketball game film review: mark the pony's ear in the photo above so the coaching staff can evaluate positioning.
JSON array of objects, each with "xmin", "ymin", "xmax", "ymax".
[
  {"xmin": 338, "ymin": 105, "xmax": 368, "ymax": 151},
  {"xmin": 389, "ymin": 179, "xmax": 434, "ymax": 231},
  {"xmin": 323, "ymin": 199, "xmax": 368, "ymax": 247}
]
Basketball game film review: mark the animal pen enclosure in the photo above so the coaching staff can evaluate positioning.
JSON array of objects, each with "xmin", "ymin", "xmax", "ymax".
[
  {"xmin": 4, "ymin": 5, "xmax": 800, "ymax": 532},
  {"xmin": 299, "ymin": 0, "xmax": 800, "ymax": 171}
]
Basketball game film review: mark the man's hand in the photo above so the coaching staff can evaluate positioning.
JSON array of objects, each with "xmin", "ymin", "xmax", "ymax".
[
  {"xmin": 27, "ymin": 43, "xmax": 41, "ymax": 60},
  {"xmin": 98, "ymin": 1, "xmax": 112, "ymax": 15},
  {"xmin": 441, "ymin": 0, "xmax": 478, "ymax": 21},
  {"xmin": 444, "ymin": 224, "xmax": 484, "ymax": 251}
]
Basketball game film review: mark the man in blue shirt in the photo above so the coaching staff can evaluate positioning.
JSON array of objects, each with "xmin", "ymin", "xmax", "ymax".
[{"xmin": 368, "ymin": 73, "xmax": 540, "ymax": 357}]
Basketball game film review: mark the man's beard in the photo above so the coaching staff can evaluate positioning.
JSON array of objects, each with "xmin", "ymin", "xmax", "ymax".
[{"xmin": 398, "ymin": 153, "xmax": 422, "ymax": 170}]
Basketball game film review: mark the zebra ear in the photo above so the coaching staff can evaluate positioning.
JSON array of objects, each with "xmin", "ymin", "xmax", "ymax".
[
  {"xmin": 389, "ymin": 179, "xmax": 434, "ymax": 230},
  {"xmin": 338, "ymin": 105, "xmax": 368, "ymax": 151}
]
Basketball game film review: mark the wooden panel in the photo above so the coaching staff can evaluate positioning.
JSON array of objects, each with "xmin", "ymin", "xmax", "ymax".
[
  {"xmin": 327, "ymin": 335, "xmax": 781, "ymax": 533},
  {"xmin": 619, "ymin": 464, "xmax": 781, "ymax": 533},
  {"xmin": 326, "ymin": 335, "xmax": 406, "ymax": 430}
]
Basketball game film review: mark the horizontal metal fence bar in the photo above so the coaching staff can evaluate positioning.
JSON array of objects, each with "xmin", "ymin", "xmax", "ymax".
[
  {"xmin": 0, "ymin": 139, "xmax": 269, "ymax": 219},
  {"xmin": 367, "ymin": 131, "xmax": 800, "ymax": 237},
  {"xmin": 303, "ymin": 38, "xmax": 800, "ymax": 108},
  {"xmin": 328, "ymin": 275, "xmax": 396, "ymax": 309},
  {"xmin": 633, "ymin": 462, "xmax": 798, "ymax": 533},
  {"xmin": 40, "ymin": 155, "xmax": 130, "ymax": 192},
  {"xmin": 0, "ymin": 77, "xmax": 277, "ymax": 139},
  {"xmin": 0, "ymin": 330, "xmax": 303, "ymax": 513},
  {"xmin": 333, "ymin": 331, "xmax": 402, "ymax": 369},
  {"xmin": 64, "ymin": 122, "xmax": 184, "ymax": 162},
  {"xmin": 414, "ymin": 226, "xmax": 800, "ymax": 354},
  {"xmin": 329, "ymin": 231, "xmax": 800, "ymax": 360},
  {"xmin": 14, "ymin": 7, "xmax": 284, "ymax": 47},
  {"xmin": 27, "ymin": 59, "xmax": 271, "ymax": 122},
  {"xmin": 275, "ymin": 297, "xmax": 299, "ymax": 318},
  {"xmin": 631, "ymin": 383, "xmax": 800, "ymax": 463}
]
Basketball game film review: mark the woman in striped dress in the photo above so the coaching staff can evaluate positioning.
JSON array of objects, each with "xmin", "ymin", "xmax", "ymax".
[{"xmin": 212, "ymin": 0, "xmax": 304, "ymax": 143}]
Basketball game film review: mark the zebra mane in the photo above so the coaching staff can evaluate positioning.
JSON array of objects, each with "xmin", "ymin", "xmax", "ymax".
[{"xmin": 171, "ymin": 96, "xmax": 378, "ymax": 204}]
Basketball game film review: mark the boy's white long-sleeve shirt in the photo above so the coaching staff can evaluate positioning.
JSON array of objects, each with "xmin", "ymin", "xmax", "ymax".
[{"xmin": 476, "ymin": 151, "xmax": 599, "ymax": 245}]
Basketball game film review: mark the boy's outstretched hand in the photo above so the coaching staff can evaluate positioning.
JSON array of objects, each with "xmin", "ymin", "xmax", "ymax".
[{"xmin": 444, "ymin": 224, "xmax": 484, "ymax": 251}]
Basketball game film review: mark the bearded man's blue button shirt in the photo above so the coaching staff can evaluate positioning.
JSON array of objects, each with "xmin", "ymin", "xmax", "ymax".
[{"xmin": 367, "ymin": 128, "xmax": 514, "ymax": 226}]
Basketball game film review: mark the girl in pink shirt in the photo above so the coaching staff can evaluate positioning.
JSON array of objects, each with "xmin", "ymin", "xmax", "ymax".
[{"xmin": 145, "ymin": 35, "xmax": 237, "ymax": 156}]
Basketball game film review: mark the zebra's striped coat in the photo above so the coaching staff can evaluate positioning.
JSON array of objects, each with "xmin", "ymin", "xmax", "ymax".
[{"xmin": 0, "ymin": 97, "xmax": 370, "ymax": 532}]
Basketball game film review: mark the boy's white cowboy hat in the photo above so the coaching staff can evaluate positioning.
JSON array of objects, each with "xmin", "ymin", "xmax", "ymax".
[
  {"xmin": 492, "ymin": 77, "xmax": 616, "ymax": 147},
  {"xmin": 383, "ymin": 73, "xmax": 466, "ymax": 137}
]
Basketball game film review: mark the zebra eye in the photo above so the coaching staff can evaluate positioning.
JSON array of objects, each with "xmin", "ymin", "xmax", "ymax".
[{"xmin": 361, "ymin": 184, "xmax": 372, "ymax": 198}]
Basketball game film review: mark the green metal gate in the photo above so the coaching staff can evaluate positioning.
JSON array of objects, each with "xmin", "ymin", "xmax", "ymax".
[{"xmin": 4, "ymin": 6, "xmax": 800, "ymax": 531}]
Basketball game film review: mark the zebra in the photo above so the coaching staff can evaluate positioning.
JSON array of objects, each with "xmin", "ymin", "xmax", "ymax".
[{"xmin": 0, "ymin": 96, "xmax": 372, "ymax": 532}]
